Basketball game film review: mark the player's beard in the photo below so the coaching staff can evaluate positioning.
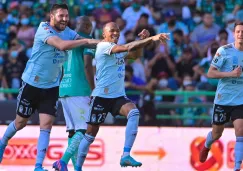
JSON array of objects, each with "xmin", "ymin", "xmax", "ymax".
[{"xmin": 54, "ymin": 18, "xmax": 67, "ymax": 31}]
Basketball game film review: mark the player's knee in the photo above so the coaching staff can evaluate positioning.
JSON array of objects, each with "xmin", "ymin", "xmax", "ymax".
[
  {"xmin": 214, "ymin": 133, "xmax": 222, "ymax": 140},
  {"xmin": 14, "ymin": 119, "xmax": 27, "ymax": 130},
  {"xmin": 68, "ymin": 130, "xmax": 75, "ymax": 138},
  {"xmin": 126, "ymin": 103, "xmax": 137, "ymax": 110},
  {"xmin": 235, "ymin": 127, "xmax": 243, "ymax": 136},
  {"xmin": 121, "ymin": 103, "xmax": 137, "ymax": 116},
  {"xmin": 39, "ymin": 119, "xmax": 54, "ymax": 129},
  {"xmin": 86, "ymin": 124, "xmax": 99, "ymax": 137},
  {"xmin": 15, "ymin": 115, "xmax": 29, "ymax": 130},
  {"xmin": 40, "ymin": 123, "xmax": 53, "ymax": 130},
  {"xmin": 212, "ymin": 129, "xmax": 223, "ymax": 140}
]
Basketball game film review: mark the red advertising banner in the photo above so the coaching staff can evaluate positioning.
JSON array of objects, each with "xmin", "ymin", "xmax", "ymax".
[{"xmin": 0, "ymin": 126, "xmax": 240, "ymax": 171}]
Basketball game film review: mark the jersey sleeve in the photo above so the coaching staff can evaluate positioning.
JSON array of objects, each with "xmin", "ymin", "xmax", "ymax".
[
  {"xmin": 67, "ymin": 27, "xmax": 79, "ymax": 40},
  {"xmin": 118, "ymin": 51, "xmax": 128, "ymax": 58},
  {"xmin": 37, "ymin": 22, "xmax": 56, "ymax": 43},
  {"xmin": 84, "ymin": 48, "xmax": 95, "ymax": 58},
  {"xmin": 101, "ymin": 42, "xmax": 116, "ymax": 55},
  {"xmin": 211, "ymin": 47, "xmax": 226, "ymax": 70}
]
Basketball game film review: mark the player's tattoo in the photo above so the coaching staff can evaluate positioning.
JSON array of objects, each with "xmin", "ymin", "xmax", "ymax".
[{"xmin": 123, "ymin": 37, "xmax": 153, "ymax": 51}]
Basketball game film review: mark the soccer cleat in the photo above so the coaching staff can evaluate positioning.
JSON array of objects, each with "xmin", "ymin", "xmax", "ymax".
[
  {"xmin": 0, "ymin": 141, "xmax": 6, "ymax": 163},
  {"xmin": 52, "ymin": 160, "xmax": 68, "ymax": 171},
  {"xmin": 199, "ymin": 146, "xmax": 210, "ymax": 163},
  {"xmin": 120, "ymin": 155, "xmax": 142, "ymax": 167},
  {"xmin": 34, "ymin": 167, "xmax": 48, "ymax": 171}
]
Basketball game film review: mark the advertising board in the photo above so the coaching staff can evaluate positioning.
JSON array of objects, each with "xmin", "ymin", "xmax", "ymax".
[{"xmin": 0, "ymin": 126, "xmax": 239, "ymax": 171}]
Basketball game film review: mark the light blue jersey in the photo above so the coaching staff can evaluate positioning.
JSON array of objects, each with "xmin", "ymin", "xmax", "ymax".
[
  {"xmin": 22, "ymin": 22, "xmax": 78, "ymax": 88},
  {"xmin": 212, "ymin": 43, "xmax": 243, "ymax": 105},
  {"xmin": 92, "ymin": 42, "xmax": 128, "ymax": 98}
]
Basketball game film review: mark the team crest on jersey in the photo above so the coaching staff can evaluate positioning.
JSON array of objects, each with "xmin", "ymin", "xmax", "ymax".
[
  {"xmin": 104, "ymin": 87, "xmax": 109, "ymax": 94},
  {"xmin": 217, "ymin": 93, "xmax": 221, "ymax": 100},
  {"xmin": 34, "ymin": 76, "xmax": 39, "ymax": 82}
]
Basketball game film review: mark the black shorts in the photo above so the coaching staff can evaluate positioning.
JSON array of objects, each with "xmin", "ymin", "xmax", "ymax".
[
  {"xmin": 87, "ymin": 96, "xmax": 132, "ymax": 125},
  {"xmin": 212, "ymin": 104, "xmax": 243, "ymax": 125},
  {"xmin": 16, "ymin": 81, "xmax": 59, "ymax": 118}
]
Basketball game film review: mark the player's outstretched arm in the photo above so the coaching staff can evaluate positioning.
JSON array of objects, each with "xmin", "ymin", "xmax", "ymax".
[
  {"xmin": 126, "ymin": 29, "xmax": 150, "ymax": 59},
  {"xmin": 124, "ymin": 33, "xmax": 169, "ymax": 50},
  {"xmin": 111, "ymin": 33, "xmax": 169, "ymax": 54},
  {"xmin": 47, "ymin": 36, "xmax": 100, "ymax": 50},
  {"xmin": 207, "ymin": 65, "xmax": 242, "ymax": 78}
]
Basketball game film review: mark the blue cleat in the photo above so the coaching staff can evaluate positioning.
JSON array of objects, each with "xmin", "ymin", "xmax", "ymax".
[
  {"xmin": 52, "ymin": 160, "xmax": 68, "ymax": 171},
  {"xmin": 0, "ymin": 141, "xmax": 6, "ymax": 163},
  {"xmin": 120, "ymin": 155, "xmax": 142, "ymax": 167},
  {"xmin": 34, "ymin": 167, "xmax": 48, "ymax": 171}
]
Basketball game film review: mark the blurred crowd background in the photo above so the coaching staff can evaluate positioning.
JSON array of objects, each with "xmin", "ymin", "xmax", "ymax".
[{"xmin": 0, "ymin": 0, "xmax": 242, "ymax": 127}]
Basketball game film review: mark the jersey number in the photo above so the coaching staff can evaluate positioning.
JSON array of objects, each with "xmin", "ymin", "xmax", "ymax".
[
  {"xmin": 219, "ymin": 113, "xmax": 225, "ymax": 122},
  {"xmin": 97, "ymin": 113, "xmax": 107, "ymax": 123}
]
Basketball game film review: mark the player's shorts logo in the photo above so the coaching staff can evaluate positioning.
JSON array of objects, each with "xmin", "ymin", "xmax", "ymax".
[
  {"xmin": 91, "ymin": 114, "xmax": 96, "ymax": 122},
  {"xmin": 19, "ymin": 105, "xmax": 24, "ymax": 113},
  {"xmin": 190, "ymin": 137, "xmax": 223, "ymax": 171}
]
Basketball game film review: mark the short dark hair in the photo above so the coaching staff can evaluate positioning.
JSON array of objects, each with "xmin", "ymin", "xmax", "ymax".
[
  {"xmin": 210, "ymin": 41, "xmax": 219, "ymax": 54},
  {"xmin": 50, "ymin": 3, "xmax": 68, "ymax": 14},
  {"xmin": 203, "ymin": 12, "xmax": 212, "ymax": 16},
  {"xmin": 173, "ymin": 29, "xmax": 183, "ymax": 37},
  {"xmin": 140, "ymin": 13, "xmax": 149, "ymax": 19},
  {"xmin": 218, "ymin": 29, "xmax": 228, "ymax": 36},
  {"xmin": 234, "ymin": 21, "xmax": 243, "ymax": 30}
]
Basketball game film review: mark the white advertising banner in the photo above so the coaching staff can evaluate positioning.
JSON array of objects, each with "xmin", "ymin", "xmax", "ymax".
[{"xmin": 0, "ymin": 126, "xmax": 239, "ymax": 171}]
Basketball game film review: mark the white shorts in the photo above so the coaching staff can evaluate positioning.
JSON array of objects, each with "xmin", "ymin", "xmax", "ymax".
[{"xmin": 60, "ymin": 96, "xmax": 90, "ymax": 131}]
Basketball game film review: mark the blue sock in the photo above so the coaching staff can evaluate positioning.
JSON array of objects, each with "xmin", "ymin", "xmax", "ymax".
[
  {"xmin": 122, "ymin": 109, "xmax": 140, "ymax": 158},
  {"xmin": 35, "ymin": 129, "xmax": 51, "ymax": 168},
  {"xmin": 1, "ymin": 121, "xmax": 17, "ymax": 145},
  {"xmin": 235, "ymin": 137, "xmax": 243, "ymax": 170},
  {"xmin": 76, "ymin": 134, "xmax": 95, "ymax": 169},
  {"xmin": 205, "ymin": 131, "xmax": 214, "ymax": 149}
]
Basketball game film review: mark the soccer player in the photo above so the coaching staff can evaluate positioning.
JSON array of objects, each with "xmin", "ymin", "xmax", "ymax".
[
  {"xmin": 199, "ymin": 22, "xmax": 243, "ymax": 171},
  {"xmin": 52, "ymin": 16, "xmax": 95, "ymax": 171},
  {"xmin": 0, "ymin": 4, "xmax": 99, "ymax": 171},
  {"xmin": 75, "ymin": 22, "xmax": 169, "ymax": 171}
]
